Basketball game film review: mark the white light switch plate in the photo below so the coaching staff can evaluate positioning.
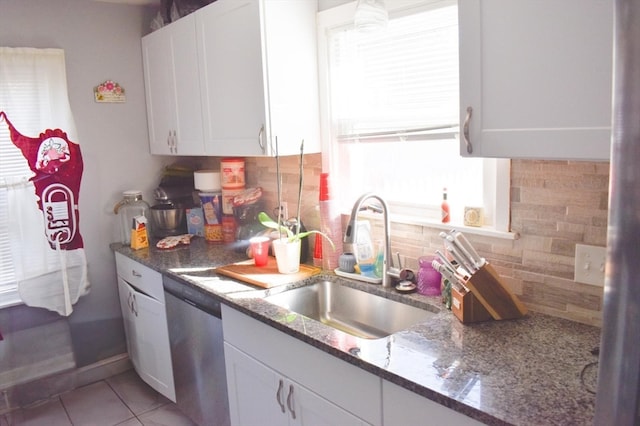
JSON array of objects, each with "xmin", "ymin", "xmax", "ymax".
[{"xmin": 574, "ymin": 244, "xmax": 607, "ymax": 286}]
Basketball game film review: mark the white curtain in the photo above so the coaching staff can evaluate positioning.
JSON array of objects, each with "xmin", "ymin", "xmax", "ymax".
[{"xmin": 0, "ymin": 47, "xmax": 89, "ymax": 316}]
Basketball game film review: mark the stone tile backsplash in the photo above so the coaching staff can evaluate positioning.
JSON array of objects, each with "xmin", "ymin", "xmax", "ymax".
[{"xmin": 245, "ymin": 155, "xmax": 608, "ymax": 327}]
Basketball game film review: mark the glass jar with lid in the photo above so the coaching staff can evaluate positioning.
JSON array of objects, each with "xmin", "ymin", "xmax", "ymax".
[{"xmin": 113, "ymin": 190, "xmax": 151, "ymax": 244}]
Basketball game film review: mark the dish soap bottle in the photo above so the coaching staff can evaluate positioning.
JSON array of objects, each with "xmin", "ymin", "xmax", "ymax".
[{"xmin": 441, "ymin": 187, "xmax": 450, "ymax": 223}]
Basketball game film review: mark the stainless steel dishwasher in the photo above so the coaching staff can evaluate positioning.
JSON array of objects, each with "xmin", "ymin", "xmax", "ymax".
[{"xmin": 163, "ymin": 276, "xmax": 230, "ymax": 426}]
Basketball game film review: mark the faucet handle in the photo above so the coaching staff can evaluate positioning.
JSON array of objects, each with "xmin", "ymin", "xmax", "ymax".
[{"xmin": 396, "ymin": 252, "xmax": 403, "ymax": 269}]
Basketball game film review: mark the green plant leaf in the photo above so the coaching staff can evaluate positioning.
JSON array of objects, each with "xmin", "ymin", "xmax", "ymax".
[
  {"xmin": 258, "ymin": 212, "xmax": 293, "ymax": 238},
  {"xmin": 295, "ymin": 230, "xmax": 336, "ymax": 250},
  {"xmin": 258, "ymin": 212, "xmax": 336, "ymax": 250}
]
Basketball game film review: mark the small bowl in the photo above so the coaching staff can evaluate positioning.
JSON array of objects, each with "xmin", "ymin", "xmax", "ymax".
[{"xmin": 339, "ymin": 253, "xmax": 357, "ymax": 273}]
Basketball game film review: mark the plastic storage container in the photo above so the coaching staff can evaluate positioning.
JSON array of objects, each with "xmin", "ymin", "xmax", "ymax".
[{"xmin": 114, "ymin": 190, "xmax": 151, "ymax": 245}]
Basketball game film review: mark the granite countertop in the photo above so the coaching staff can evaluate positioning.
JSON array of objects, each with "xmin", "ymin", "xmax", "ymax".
[{"xmin": 111, "ymin": 238, "xmax": 601, "ymax": 426}]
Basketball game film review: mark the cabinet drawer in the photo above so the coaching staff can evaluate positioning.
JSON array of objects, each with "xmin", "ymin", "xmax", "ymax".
[{"xmin": 115, "ymin": 252, "xmax": 164, "ymax": 302}]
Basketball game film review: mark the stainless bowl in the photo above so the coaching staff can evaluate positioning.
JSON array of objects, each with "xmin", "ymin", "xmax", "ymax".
[{"xmin": 150, "ymin": 204, "xmax": 185, "ymax": 234}]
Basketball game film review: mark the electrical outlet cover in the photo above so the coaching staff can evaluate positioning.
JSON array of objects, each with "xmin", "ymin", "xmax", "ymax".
[{"xmin": 574, "ymin": 244, "xmax": 607, "ymax": 286}]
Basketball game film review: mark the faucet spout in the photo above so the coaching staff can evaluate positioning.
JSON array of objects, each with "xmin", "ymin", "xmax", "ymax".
[{"xmin": 343, "ymin": 193, "xmax": 395, "ymax": 288}]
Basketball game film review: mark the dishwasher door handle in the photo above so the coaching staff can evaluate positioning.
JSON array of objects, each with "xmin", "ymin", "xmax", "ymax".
[{"xmin": 180, "ymin": 297, "xmax": 222, "ymax": 319}]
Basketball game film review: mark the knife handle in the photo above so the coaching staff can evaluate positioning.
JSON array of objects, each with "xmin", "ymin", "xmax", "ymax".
[{"xmin": 452, "ymin": 231, "xmax": 485, "ymax": 268}]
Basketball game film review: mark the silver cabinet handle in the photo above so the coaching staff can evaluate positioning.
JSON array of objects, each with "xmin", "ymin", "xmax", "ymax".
[
  {"xmin": 132, "ymin": 269, "xmax": 142, "ymax": 278},
  {"xmin": 286, "ymin": 384, "xmax": 296, "ymax": 420},
  {"xmin": 463, "ymin": 106, "xmax": 473, "ymax": 154},
  {"xmin": 258, "ymin": 124, "xmax": 265, "ymax": 154},
  {"xmin": 133, "ymin": 294, "xmax": 138, "ymax": 317},
  {"xmin": 275, "ymin": 379, "xmax": 285, "ymax": 413},
  {"xmin": 129, "ymin": 292, "xmax": 138, "ymax": 317},
  {"xmin": 171, "ymin": 130, "xmax": 177, "ymax": 154}
]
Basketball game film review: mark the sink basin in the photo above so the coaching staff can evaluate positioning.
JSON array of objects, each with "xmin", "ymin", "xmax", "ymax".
[{"xmin": 265, "ymin": 280, "xmax": 437, "ymax": 339}]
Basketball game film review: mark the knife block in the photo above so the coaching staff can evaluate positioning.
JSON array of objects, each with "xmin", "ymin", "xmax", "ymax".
[
  {"xmin": 461, "ymin": 262, "xmax": 528, "ymax": 321},
  {"xmin": 451, "ymin": 286, "xmax": 493, "ymax": 323}
]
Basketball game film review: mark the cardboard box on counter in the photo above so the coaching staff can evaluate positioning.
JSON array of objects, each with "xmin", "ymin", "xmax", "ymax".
[
  {"xmin": 187, "ymin": 207, "xmax": 205, "ymax": 237},
  {"xmin": 130, "ymin": 215, "xmax": 149, "ymax": 250}
]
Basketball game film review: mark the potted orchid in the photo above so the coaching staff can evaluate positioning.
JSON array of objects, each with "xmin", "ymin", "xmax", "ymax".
[{"xmin": 259, "ymin": 139, "xmax": 334, "ymax": 273}]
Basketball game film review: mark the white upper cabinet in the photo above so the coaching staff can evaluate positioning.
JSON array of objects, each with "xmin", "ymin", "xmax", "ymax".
[
  {"xmin": 458, "ymin": 0, "xmax": 613, "ymax": 160},
  {"xmin": 197, "ymin": 0, "xmax": 320, "ymax": 157},
  {"xmin": 142, "ymin": 14, "xmax": 205, "ymax": 155},
  {"xmin": 196, "ymin": 1, "xmax": 266, "ymax": 157},
  {"xmin": 141, "ymin": 0, "xmax": 320, "ymax": 157}
]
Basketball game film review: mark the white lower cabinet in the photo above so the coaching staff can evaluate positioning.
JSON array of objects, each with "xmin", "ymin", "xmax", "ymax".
[
  {"xmin": 115, "ymin": 253, "xmax": 175, "ymax": 401},
  {"xmin": 221, "ymin": 305, "xmax": 381, "ymax": 426},
  {"xmin": 225, "ymin": 343, "xmax": 367, "ymax": 426},
  {"xmin": 382, "ymin": 380, "xmax": 483, "ymax": 426}
]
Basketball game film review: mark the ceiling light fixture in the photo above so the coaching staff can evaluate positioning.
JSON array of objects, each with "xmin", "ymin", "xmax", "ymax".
[{"xmin": 354, "ymin": 0, "xmax": 388, "ymax": 33}]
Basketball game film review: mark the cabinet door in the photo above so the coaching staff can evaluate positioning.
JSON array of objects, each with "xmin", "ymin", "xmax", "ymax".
[
  {"xmin": 289, "ymin": 381, "xmax": 367, "ymax": 426},
  {"xmin": 459, "ymin": 0, "xmax": 613, "ymax": 160},
  {"xmin": 117, "ymin": 278, "xmax": 176, "ymax": 401},
  {"xmin": 225, "ymin": 343, "xmax": 367, "ymax": 426},
  {"xmin": 260, "ymin": 0, "xmax": 321, "ymax": 157},
  {"xmin": 117, "ymin": 278, "xmax": 139, "ymax": 372},
  {"xmin": 197, "ymin": 0, "xmax": 266, "ymax": 157},
  {"xmin": 142, "ymin": 14, "xmax": 204, "ymax": 155},
  {"xmin": 224, "ymin": 343, "xmax": 286, "ymax": 426},
  {"xmin": 170, "ymin": 14, "xmax": 205, "ymax": 155},
  {"xmin": 142, "ymin": 26, "xmax": 175, "ymax": 155}
]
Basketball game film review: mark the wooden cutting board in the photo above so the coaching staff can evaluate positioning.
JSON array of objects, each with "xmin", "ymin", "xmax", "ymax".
[{"xmin": 215, "ymin": 257, "xmax": 321, "ymax": 288}]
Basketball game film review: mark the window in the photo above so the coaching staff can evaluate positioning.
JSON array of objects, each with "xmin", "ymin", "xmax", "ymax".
[{"xmin": 318, "ymin": 0, "xmax": 510, "ymax": 233}]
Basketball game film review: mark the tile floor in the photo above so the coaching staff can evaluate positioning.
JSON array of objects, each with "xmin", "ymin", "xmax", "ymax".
[{"xmin": 1, "ymin": 369, "xmax": 196, "ymax": 426}]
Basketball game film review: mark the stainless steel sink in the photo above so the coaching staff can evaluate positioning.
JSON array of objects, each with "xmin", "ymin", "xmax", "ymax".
[{"xmin": 265, "ymin": 280, "xmax": 437, "ymax": 339}]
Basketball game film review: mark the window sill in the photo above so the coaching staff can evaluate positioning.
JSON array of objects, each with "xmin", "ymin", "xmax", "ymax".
[
  {"xmin": 0, "ymin": 288, "xmax": 23, "ymax": 309},
  {"xmin": 346, "ymin": 211, "xmax": 519, "ymax": 240}
]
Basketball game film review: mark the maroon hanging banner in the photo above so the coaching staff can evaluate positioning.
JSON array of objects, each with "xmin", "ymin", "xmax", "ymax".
[{"xmin": 0, "ymin": 111, "xmax": 84, "ymax": 250}]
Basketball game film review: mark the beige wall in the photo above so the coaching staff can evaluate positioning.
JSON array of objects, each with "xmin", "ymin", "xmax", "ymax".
[{"xmin": 247, "ymin": 155, "xmax": 608, "ymax": 327}]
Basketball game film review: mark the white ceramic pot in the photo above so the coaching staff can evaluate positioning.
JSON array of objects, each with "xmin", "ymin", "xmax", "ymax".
[{"xmin": 272, "ymin": 238, "xmax": 301, "ymax": 274}]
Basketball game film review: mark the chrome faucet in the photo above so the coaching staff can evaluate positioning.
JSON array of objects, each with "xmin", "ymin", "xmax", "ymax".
[{"xmin": 343, "ymin": 193, "xmax": 399, "ymax": 288}]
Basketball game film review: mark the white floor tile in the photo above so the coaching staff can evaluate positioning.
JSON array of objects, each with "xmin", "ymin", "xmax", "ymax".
[
  {"xmin": 106, "ymin": 370, "xmax": 169, "ymax": 415},
  {"xmin": 60, "ymin": 381, "xmax": 134, "ymax": 426},
  {"xmin": 115, "ymin": 417, "xmax": 143, "ymax": 426},
  {"xmin": 9, "ymin": 398, "xmax": 71, "ymax": 426},
  {"xmin": 137, "ymin": 403, "xmax": 196, "ymax": 426}
]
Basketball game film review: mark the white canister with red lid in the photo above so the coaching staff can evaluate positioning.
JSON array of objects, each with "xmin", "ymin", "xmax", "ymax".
[{"xmin": 221, "ymin": 158, "xmax": 245, "ymax": 189}]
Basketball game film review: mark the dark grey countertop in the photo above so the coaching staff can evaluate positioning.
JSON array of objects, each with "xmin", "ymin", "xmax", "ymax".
[{"xmin": 111, "ymin": 238, "xmax": 600, "ymax": 426}]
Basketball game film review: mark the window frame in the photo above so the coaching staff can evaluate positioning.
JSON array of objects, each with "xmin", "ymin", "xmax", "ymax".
[{"xmin": 317, "ymin": 0, "xmax": 513, "ymax": 237}]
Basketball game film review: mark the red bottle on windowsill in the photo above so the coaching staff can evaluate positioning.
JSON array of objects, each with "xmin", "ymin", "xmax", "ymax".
[{"xmin": 441, "ymin": 187, "xmax": 450, "ymax": 223}]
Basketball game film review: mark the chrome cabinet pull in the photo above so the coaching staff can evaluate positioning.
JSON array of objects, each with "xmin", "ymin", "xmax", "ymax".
[
  {"xmin": 463, "ymin": 106, "xmax": 473, "ymax": 154},
  {"xmin": 171, "ymin": 130, "xmax": 177, "ymax": 154},
  {"xmin": 130, "ymin": 292, "xmax": 138, "ymax": 317},
  {"xmin": 286, "ymin": 384, "xmax": 296, "ymax": 420},
  {"xmin": 132, "ymin": 269, "xmax": 142, "ymax": 278},
  {"xmin": 258, "ymin": 125, "xmax": 265, "ymax": 154},
  {"xmin": 275, "ymin": 379, "xmax": 285, "ymax": 413}
]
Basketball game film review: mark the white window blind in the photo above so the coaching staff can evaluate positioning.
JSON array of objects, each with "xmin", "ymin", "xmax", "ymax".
[
  {"xmin": 330, "ymin": 3, "xmax": 459, "ymax": 141},
  {"xmin": 0, "ymin": 83, "xmax": 35, "ymax": 305}
]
